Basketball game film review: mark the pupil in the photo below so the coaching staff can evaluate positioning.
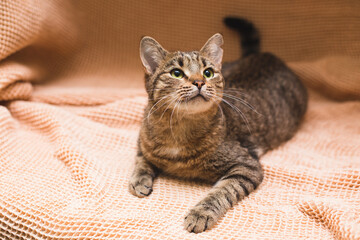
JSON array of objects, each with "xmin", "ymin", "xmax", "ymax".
[
  {"xmin": 175, "ymin": 70, "xmax": 180, "ymax": 76},
  {"xmin": 205, "ymin": 70, "xmax": 210, "ymax": 77}
]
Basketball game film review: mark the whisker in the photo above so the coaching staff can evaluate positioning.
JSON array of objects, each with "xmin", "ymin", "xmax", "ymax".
[
  {"xmin": 150, "ymin": 98, "xmax": 176, "ymax": 125},
  {"xmin": 176, "ymin": 97, "xmax": 182, "ymax": 119},
  {"xmin": 223, "ymin": 88, "xmax": 251, "ymax": 98},
  {"xmin": 211, "ymin": 94, "xmax": 252, "ymax": 134},
  {"xmin": 170, "ymin": 98, "xmax": 181, "ymax": 142},
  {"xmin": 159, "ymin": 96, "xmax": 178, "ymax": 122},
  {"xmin": 145, "ymin": 95, "xmax": 172, "ymax": 122},
  {"xmin": 210, "ymin": 98, "xmax": 225, "ymax": 124},
  {"xmin": 218, "ymin": 104, "xmax": 225, "ymax": 123},
  {"xmin": 221, "ymin": 93, "xmax": 262, "ymax": 116}
]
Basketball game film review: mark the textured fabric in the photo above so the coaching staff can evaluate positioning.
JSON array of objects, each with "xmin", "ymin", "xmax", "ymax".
[{"xmin": 0, "ymin": 0, "xmax": 359, "ymax": 239}]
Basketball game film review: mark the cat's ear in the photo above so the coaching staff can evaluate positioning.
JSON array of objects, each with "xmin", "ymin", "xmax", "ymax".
[
  {"xmin": 200, "ymin": 33, "xmax": 224, "ymax": 68},
  {"xmin": 140, "ymin": 36, "xmax": 168, "ymax": 74}
]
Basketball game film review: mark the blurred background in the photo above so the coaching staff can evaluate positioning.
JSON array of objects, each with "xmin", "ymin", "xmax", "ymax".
[{"xmin": 1, "ymin": 0, "xmax": 359, "ymax": 99}]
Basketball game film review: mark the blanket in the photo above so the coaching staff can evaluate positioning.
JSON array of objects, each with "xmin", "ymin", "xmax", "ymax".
[{"xmin": 0, "ymin": 1, "xmax": 359, "ymax": 239}]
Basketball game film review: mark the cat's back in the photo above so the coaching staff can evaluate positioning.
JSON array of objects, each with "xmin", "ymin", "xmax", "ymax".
[
  {"xmin": 223, "ymin": 53, "xmax": 291, "ymax": 87},
  {"xmin": 223, "ymin": 52, "xmax": 307, "ymax": 115},
  {"xmin": 221, "ymin": 52, "xmax": 308, "ymax": 155}
]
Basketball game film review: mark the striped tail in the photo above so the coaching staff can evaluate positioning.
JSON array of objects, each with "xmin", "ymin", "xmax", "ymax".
[{"xmin": 223, "ymin": 17, "xmax": 261, "ymax": 57}]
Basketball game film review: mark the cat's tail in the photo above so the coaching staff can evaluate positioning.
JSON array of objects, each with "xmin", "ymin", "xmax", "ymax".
[{"xmin": 223, "ymin": 17, "xmax": 260, "ymax": 58}]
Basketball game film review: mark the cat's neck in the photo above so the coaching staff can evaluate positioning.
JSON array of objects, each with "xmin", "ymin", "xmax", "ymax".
[{"xmin": 146, "ymin": 105, "xmax": 223, "ymax": 144}]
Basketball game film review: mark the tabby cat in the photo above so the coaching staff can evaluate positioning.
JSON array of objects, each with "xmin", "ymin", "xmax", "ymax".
[{"xmin": 129, "ymin": 17, "xmax": 308, "ymax": 233}]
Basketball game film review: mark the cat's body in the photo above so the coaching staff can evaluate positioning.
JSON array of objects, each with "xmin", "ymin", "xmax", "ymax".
[
  {"xmin": 222, "ymin": 52, "xmax": 307, "ymax": 156},
  {"xmin": 129, "ymin": 17, "xmax": 307, "ymax": 233}
]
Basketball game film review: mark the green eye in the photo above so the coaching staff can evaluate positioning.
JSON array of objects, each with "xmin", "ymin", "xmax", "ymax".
[
  {"xmin": 170, "ymin": 69, "xmax": 184, "ymax": 79},
  {"xmin": 203, "ymin": 68, "xmax": 214, "ymax": 79}
]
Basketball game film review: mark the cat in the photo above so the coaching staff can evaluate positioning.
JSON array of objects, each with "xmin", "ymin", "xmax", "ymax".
[{"xmin": 129, "ymin": 17, "xmax": 308, "ymax": 233}]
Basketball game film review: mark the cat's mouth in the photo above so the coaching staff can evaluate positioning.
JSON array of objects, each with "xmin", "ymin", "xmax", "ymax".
[
  {"xmin": 182, "ymin": 91, "xmax": 210, "ymax": 102},
  {"xmin": 176, "ymin": 90, "xmax": 217, "ymax": 113},
  {"xmin": 191, "ymin": 93, "xmax": 208, "ymax": 101}
]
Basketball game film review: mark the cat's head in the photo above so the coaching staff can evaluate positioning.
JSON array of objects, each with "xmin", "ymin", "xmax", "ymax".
[{"xmin": 140, "ymin": 34, "xmax": 224, "ymax": 114}]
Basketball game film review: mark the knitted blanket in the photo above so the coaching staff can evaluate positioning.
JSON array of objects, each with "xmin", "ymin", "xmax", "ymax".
[{"xmin": 0, "ymin": 1, "xmax": 359, "ymax": 239}]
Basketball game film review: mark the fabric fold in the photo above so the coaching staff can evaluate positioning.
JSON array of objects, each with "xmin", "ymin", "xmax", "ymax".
[{"xmin": 298, "ymin": 199, "xmax": 360, "ymax": 240}]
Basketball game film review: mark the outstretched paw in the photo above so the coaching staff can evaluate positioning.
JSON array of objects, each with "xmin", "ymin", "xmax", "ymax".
[
  {"xmin": 129, "ymin": 174, "xmax": 153, "ymax": 198},
  {"xmin": 184, "ymin": 207, "xmax": 216, "ymax": 233}
]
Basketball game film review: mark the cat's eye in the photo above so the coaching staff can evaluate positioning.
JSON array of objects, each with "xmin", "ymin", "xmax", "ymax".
[
  {"xmin": 203, "ymin": 68, "xmax": 214, "ymax": 79},
  {"xmin": 170, "ymin": 69, "xmax": 184, "ymax": 79}
]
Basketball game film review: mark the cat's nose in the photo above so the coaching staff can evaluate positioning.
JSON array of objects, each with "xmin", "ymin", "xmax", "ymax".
[{"xmin": 192, "ymin": 80, "xmax": 205, "ymax": 89}]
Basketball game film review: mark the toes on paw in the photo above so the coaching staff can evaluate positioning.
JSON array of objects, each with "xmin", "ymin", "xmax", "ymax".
[
  {"xmin": 184, "ymin": 212, "xmax": 214, "ymax": 233},
  {"xmin": 129, "ymin": 181, "xmax": 153, "ymax": 197}
]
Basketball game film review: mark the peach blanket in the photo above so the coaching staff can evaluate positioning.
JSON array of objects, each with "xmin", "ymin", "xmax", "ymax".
[{"xmin": 0, "ymin": 1, "xmax": 359, "ymax": 239}]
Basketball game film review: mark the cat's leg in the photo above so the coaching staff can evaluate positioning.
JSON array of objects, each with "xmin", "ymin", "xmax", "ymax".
[
  {"xmin": 184, "ymin": 141, "xmax": 263, "ymax": 233},
  {"xmin": 129, "ymin": 156, "xmax": 159, "ymax": 198}
]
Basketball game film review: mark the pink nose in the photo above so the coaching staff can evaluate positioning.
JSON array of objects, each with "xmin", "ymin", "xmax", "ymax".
[{"xmin": 193, "ymin": 80, "xmax": 205, "ymax": 89}]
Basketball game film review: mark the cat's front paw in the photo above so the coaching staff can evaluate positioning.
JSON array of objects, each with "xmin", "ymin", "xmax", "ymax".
[
  {"xmin": 129, "ymin": 174, "xmax": 153, "ymax": 198},
  {"xmin": 184, "ymin": 207, "xmax": 216, "ymax": 233}
]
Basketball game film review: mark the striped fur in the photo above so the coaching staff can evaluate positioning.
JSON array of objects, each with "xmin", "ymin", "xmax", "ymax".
[{"xmin": 130, "ymin": 27, "xmax": 307, "ymax": 233}]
